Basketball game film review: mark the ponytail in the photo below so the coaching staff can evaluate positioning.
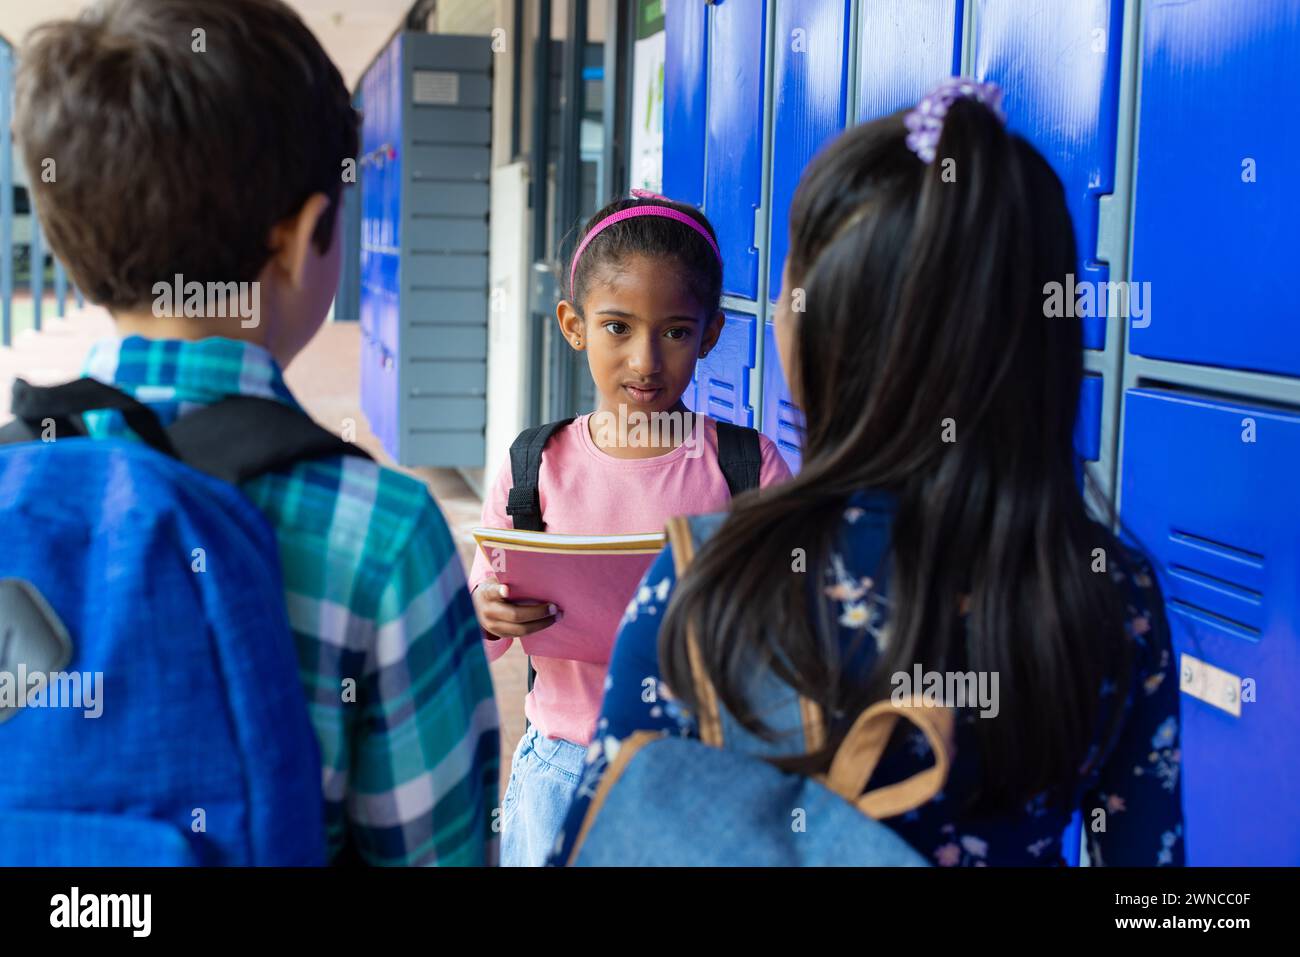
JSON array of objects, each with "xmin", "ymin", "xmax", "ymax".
[{"xmin": 659, "ymin": 92, "xmax": 1132, "ymax": 810}]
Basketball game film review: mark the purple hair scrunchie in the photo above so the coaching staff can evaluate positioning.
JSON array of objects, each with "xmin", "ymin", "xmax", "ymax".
[{"xmin": 904, "ymin": 77, "xmax": 1007, "ymax": 165}]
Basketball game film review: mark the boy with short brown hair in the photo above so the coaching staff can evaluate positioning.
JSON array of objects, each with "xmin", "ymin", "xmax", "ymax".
[{"xmin": 15, "ymin": 0, "xmax": 499, "ymax": 865}]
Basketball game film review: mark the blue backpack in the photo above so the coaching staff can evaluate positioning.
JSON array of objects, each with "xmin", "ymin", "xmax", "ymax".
[
  {"xmin": 0, "ymin": 377, "xmax": 369, "ymax": 865},
  {"xmin": 566, "ymin": 512, "xmax": 954, "ymax": 866}
]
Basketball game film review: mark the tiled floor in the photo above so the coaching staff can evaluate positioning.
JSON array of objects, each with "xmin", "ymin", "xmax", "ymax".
[{"xmin": 0, "ymin": 308, "xmax": 527, "ymax": 798}]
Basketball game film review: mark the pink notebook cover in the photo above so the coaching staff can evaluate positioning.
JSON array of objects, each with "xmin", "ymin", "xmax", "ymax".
[{"xmin": 474, "ymin": 530, "xmax": 663, "ymax": 665}]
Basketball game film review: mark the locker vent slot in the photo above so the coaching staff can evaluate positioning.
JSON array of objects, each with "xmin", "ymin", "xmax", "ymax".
[
  {"xmin": 775, "ymin": 399, "xmax": 802, "ymax": 454},
  {"xmin": 1168, "ymin": 564, "xmax": 1263, "ymax": 604},
  {"xmin": 1167, "ymin": 599, "xmax": 1262, "ymax": 641},
  {"xmin": 1169, "ymin": 529, "xmax": 1264, "ymax": 567}
]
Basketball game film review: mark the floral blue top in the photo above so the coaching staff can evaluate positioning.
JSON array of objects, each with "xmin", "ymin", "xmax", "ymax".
[{"xmin": 549, "ymin": 490, "xmax": 1184, "ymax": 866}]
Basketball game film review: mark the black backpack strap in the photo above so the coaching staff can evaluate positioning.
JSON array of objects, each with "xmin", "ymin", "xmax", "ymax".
[
  {"xmin": 1, "ymin": 377, "xmax": 370, "ymax": 482},
  {"xmin": 715, "ymin": 420, "xmax": 762, "ymax": 496},
  {"xmin": 1, "ymin": 377, "xmax": 178, "ymax": 455},
  {"xmin": 503, "ymin": 417, "xmax": 574, "ymax": 723},
  {"xmin": 505, "ymin": 417, "xmax": 574, "ymax": 531},
  {"xmin": 165, "ymin": 397, "xmax": 370, "ymax": 484}
]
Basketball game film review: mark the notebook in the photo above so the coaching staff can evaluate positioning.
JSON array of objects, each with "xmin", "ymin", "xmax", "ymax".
[{"xmin": 472, "ymin": 527, "xmax": 666, "ymax": 664}]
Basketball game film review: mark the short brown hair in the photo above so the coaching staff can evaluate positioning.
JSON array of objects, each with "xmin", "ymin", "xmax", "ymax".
[{"xmin": 14, "ymin": 0, "xmax": 359, "ymax": 310}]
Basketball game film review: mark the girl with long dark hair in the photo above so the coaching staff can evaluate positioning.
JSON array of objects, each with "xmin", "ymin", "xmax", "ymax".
[{"xmin": 550, "ymin": 81, "xmax": 1183, "ymax": 866}]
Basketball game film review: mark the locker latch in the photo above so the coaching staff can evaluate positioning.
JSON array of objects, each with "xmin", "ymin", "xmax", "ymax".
[
  {"xmin": 1179, "ymin": 652, "xmax": 1242, "ymax": 718},
  {"xmin": 1096, "ymin": 193, "xmax": 1121, "ymax": 267}
]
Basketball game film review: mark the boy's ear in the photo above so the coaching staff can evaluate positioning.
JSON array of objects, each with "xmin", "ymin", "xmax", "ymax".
[
  {"xmin": 556, "ymin": 299, "xmax": 585, "ymax": 351},
  {"xmin": 699, "ymin": 310, "xmax": 725, "ymax": 357},
  {"xmin": 267, "ymin": 192, "xmax": 332, "ymax": 288}
]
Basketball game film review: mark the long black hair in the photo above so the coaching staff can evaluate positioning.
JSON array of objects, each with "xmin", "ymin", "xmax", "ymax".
[{"xmin": 658, "ymin": 99, "xmax": 1133, "ymax": 811}]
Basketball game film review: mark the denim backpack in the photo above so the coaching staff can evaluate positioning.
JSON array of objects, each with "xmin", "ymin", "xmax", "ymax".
[
  {"xmin": 566, "ymin": 511, "xmax": 953, "ymax": 866},
  {"xmin": 0, "ymin": 377, "xmax": 369, "ymax": 865}
]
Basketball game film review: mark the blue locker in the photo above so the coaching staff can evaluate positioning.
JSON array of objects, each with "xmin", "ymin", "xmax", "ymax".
[
  {"xmin": 335, "ymin": 89, "xmax": 363, "ymax": 324},
  {"xmin": 662, "ymin": 0, "xmax": 708, "ymax": 208},
  {"xmin": 762, "ymin": 320, "xmax": 802, "ymax": 472},
  {"xmin": 762, "ymin": 0, "xmax": 963, "ymax": 474},
  {"xmin": 704, "ymin": 0, "xmax": 768, "ymax": 300},
  {"xmin": 696, "ymin": 310, "xmax": 757, "ymax": 427},
  {"xmin": 762, "ymin": 0, "xmax": 850, "ymax": 472},
  {"xmin": 1129, "ymin": 0, "xmax": 1300, "ymax": 377},
  {"xmin": 358, "ymin": 33, "xmax": 491, "ymax": 466},
  {"xmin": 974, "ymin": 0, "xmax": 1124, "ymax": 351},
  {"xmin": 1074, "ymin": 373, "xmax": 1103, "ymax": 463},
  {"xmin": 681, "ymin": 375, "xmax": 698, "ymax": 418},
  {"xmin": 763, "ymin": 348, "xmax": 1103, "ymax": 473},
  {"xmin": 856, "ymin": 0, "xmax": 964, "ymax": 122},
  {"xmin": 385, "ymin": 40, "xmax": 403, "ymax": 453},
  {"xmin": 360, "ymin": 333, "xmax": 397, "ymax": 453},
  {"xmin": 360, "ymin": 39, "xmax": 401, "ymax": 455},
  {"xmin": 768, "ymin": 0, "xmax": 850, "ymax": 302},
  {"xmin": 1121, "ymin": 389, "xmax": 1300, "ymax": 864}
]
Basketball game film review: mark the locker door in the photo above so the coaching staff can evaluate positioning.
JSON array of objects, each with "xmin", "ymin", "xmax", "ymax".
[
  {"xmin": 974, "ymin": 0, "xmax": 1124, "ymax": 351},
  {"xmin": 1121, "ymin": 389, "xmax": 1300, "ymax": 864},
  {"xmin": 359, "ymin": 35, "xmax": 409, "ymax": 458},
  {"xmin": 1072, "ymin": 374, "xmax": 1104, "ymax": 492},
  {"xmin": 1129, "ymin": 0, "xmax": 1300, "ymax": 377},
  {"xmin": 358, "ymin": 53, "xmax": 386, "ymax": 455},
  {"xmin": 382, "ymin": 38, "xmax": 403, "ymax": 362},
  {"xmin": 768, "ymin": 0, "xmax": 850, "ymax": 303},
  {"xmin": 762, "ymin": 320, "xmax": 802, "ymax": 471},
  {"xmin": 762, "ymin": 2, "xmax": 848, "ymax": 474},
  {"xmin": 360, "ymin": 332, "xmax": 397, "ymax": 454},
  {"xmin": 382, "ymin": 41, "xmax": 402, "ymax": 457},
  {"xmin": 682, "ymin": 375, "xmax": 698, "ymax": 417},
  {"xmin": 1075, "ymin": 373, "xmax": 1104, "ymax": 463},
  {"xmin": 359, "ymin": 331, "xmax": 375, "ymax": 442},
  {"xmin": 704, "ymin": 0, "xmax": 767, "ymax": 300},
  {"xmin": 762, "ymin": 343, "xmax": 1102, "ymax": 476},
  {"xmin": 399, "ymin": 33, "xmax": 492, "ymax": 467},
  {"xmin": 359, "ymin": 66, "xmax": 377, "ymax": 346},
  {"xmin": 696, "ymin": 311, "xmax": 757, "ymax": 427},
  {"xmin": 856, "ymin": 0, "xmax": 964, "ymax": 122},
  {"xmin": 663, "ymin": 0, "xmax": 708, "ymax": 208}
]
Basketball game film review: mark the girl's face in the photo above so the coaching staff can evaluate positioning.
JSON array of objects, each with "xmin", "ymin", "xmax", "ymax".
[{"xmin": 558, "ymin": 253, "xmax": 724, "ymax": 429}]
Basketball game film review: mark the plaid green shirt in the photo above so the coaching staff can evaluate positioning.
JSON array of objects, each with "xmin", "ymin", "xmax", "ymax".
[{"xmin": 81, "ymin": 335, "xmax": 500, "ymax": 866}]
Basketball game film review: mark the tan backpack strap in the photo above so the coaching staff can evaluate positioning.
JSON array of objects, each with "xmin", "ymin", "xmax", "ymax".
[
  {"xmin": 820, "ymin": 697, "xmax": 953, "ymax": 819},
  {"xmin": 663, "ymin": 516, "xmax": 723, "ymax": 747},
  {"xmin": 664, "ymin": 515, "xmax": 697, "ymax": 576},
  {"xmin": 800, "ymin": 696, "xmax": 827, "ymax": 752}
]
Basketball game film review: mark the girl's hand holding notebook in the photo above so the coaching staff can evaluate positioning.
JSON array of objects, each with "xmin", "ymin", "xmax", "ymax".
[
  {"xmin": 471, "ymin": 527, "xmax": 666, "ymax": 665},
  {"xmin": 472, "ymin": 579, "xmax": 561, "ymax": 640}
]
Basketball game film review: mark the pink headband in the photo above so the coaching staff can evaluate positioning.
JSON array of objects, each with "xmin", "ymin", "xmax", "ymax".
[{"xmin": 568, "ymin": 190, "xmax": 722, "ymax": 297}]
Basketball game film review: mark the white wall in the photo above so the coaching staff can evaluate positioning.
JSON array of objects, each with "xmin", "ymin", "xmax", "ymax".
[{"xmin": 485, "ymin": 161, "xmax": 532, "ymax": 485}]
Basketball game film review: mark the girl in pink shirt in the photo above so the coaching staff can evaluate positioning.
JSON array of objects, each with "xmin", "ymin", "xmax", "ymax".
[{"xmin": 469, "ymin": 193, "xmax": 791, "ymax": 866}]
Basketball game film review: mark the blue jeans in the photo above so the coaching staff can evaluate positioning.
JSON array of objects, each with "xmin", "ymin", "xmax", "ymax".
[{"xmin": 500, "ymin": 726, "xmax": 587, "ymax": 867}]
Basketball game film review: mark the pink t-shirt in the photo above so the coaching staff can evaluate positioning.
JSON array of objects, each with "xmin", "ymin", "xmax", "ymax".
[{"xmin": 468, "ymin": 413, "xmax": 793, "ymax": 745}]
